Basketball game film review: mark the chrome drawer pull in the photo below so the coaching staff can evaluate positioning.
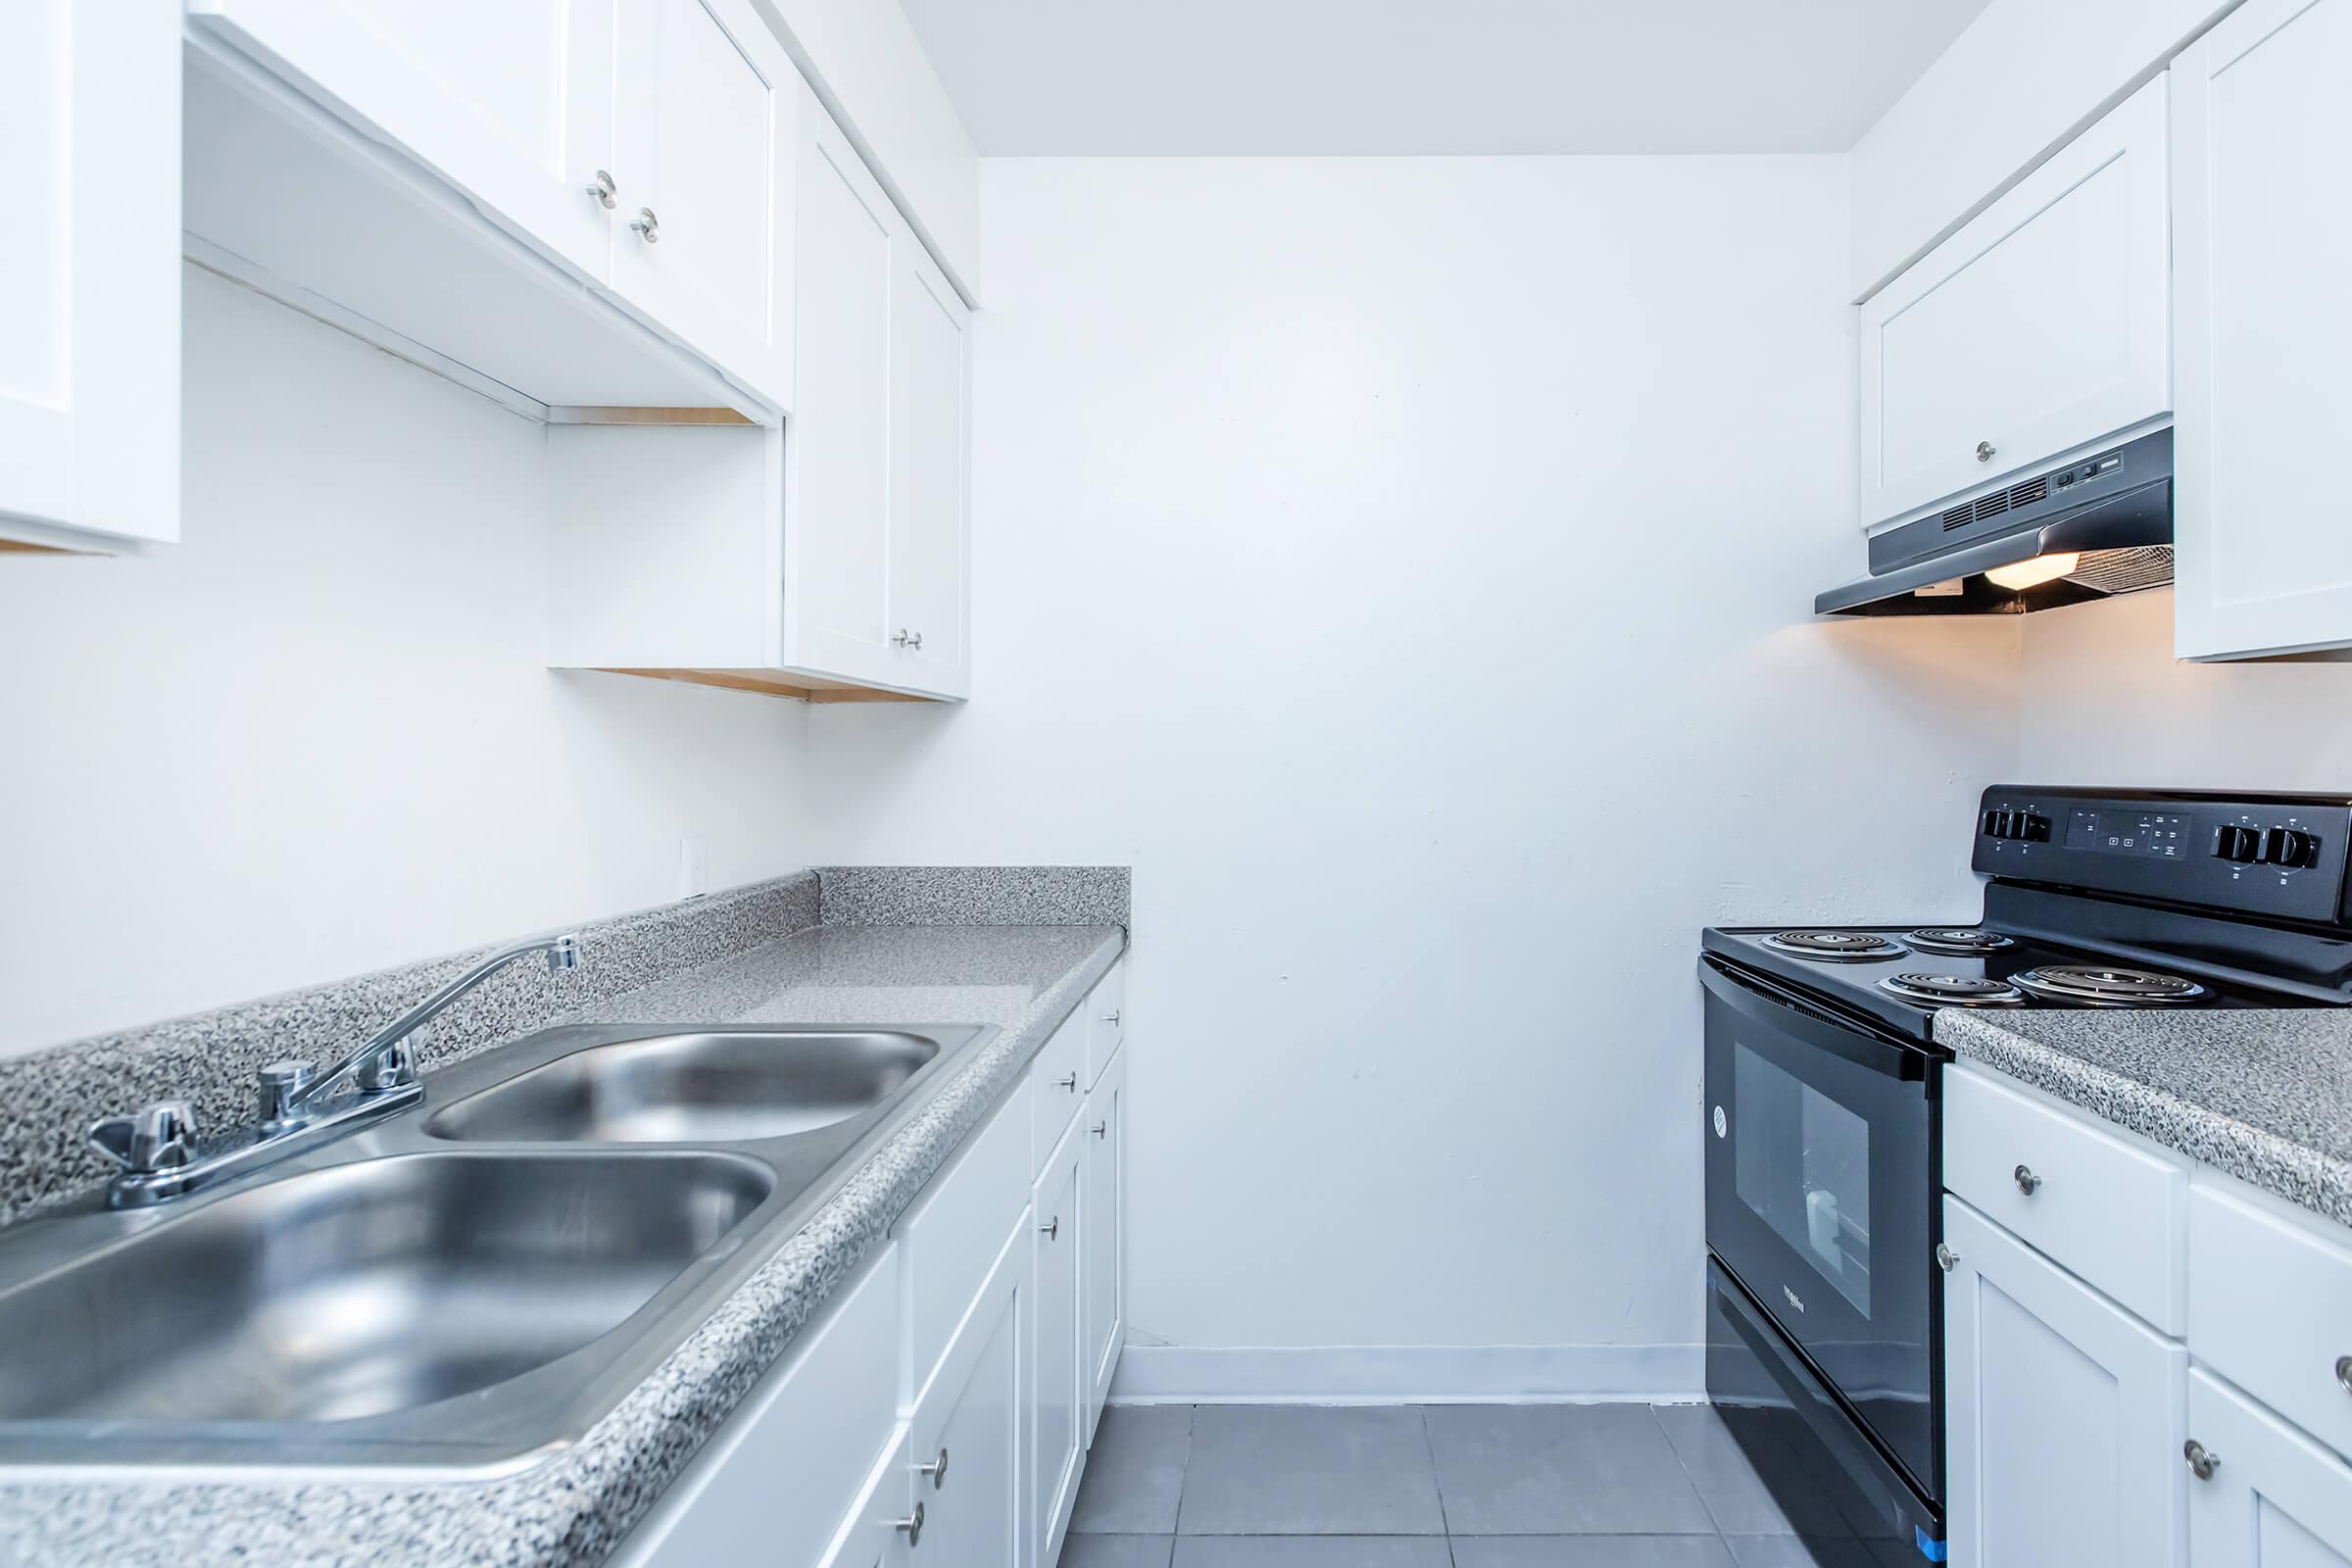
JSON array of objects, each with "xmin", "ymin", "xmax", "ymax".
[
  {"xmin": 2336, "ymin": 1355, "xmax": 2352, "ymax": 1397},
  {"xmin": 2013, "ymin": 1163, "xmax": 2042, "ymax": 1196},
  {"xmin": 896, "ymin": 1501, "xmax": 924, "ymax": 1545},
  {"xmin": 2184, "ymin": 1440, "xmax": 2221, "ymax": 1481},
  {"xmin": 917, "ymin": 1446, "xmax": 949, "ymax": 1489}
]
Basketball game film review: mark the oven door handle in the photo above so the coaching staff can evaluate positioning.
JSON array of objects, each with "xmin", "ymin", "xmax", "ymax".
[{"xmin": 1699, "ymin": 956, "xmax": 1933, "ymax": 1082}]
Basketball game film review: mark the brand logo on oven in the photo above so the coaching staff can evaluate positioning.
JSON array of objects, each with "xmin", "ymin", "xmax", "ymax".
[{"xmin": 1782, "ymin": 1284, "xmax": 1806, "ymax": 1314}]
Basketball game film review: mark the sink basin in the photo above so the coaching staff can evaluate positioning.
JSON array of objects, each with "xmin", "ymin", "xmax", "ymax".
[
  {"xmin": 0, "ymin": 1151, "xmax": 769, "ymax": 1428},
  {"xmin": 427, "ymin": 1029, "xmax": 944, "ymax": 1144}
]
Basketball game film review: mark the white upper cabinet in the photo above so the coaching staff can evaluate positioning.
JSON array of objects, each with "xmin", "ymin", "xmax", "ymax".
[
  {"xmin": 2171, "ymin": 0, "xmax": 2352, "ymax": 661},
  {"xmin": 1858, "ymin": 76, "xmax": 2172, "ymax": 531},
  {"xmin": 885, "ymin": 239, "xmax": 972, "ymax": 691},
  {"xmin": 188, "ymin": 0, "xmax": 618, "ymax": 283},
  {"xmin": 608, "ymin": 0, "xmax": 798, "ymax": 411},
  {"xmin": 788, "ymin": 85, "xmax": 902, "ymax": 688},
  {"xmin": 776, "ymin": 80, "xmax": 971, "ymax": 700},
  {"xmin": 0, "ymin": 0, "xmax": 179, "ymax": 552}
]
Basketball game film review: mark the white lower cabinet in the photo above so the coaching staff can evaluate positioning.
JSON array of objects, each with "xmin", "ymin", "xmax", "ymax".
[
  {"xmin": 2190, "ymin": 1369, "xmax": 2352, "ymax": 1568},
  {"xmin": 1943, "ymin": 1195, "xmax": 2187, "ymax": 1568},
  {"xmin": 1946, "ymin": 1061, "xmax": 2352, "ymax": 1568},
  {"xmin": 1029, "ymin": 1128, "xmax": 1087, "ymax": 1568},
  {"xmin": 613, "ymin": 962, "xmax": 1129, "ymax": 1567},
  {"xmin": 907, "ymin": 1220, "xmax": 1027, "ymax": 1568},
  {"xmin": 1082, "ymin": 1046, "xmax": 1129, "ymax": 1446}
]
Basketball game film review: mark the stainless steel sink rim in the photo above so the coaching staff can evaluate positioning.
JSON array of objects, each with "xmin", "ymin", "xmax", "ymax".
[{"xmin": 0, "ymin": 1020, "xmax": 997, "ymax": 1474}]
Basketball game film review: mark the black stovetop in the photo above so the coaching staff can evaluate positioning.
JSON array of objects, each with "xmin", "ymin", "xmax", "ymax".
[{"xmin": 1701, "ymin": 918, "xmax": 2340, "ymax": 1044}]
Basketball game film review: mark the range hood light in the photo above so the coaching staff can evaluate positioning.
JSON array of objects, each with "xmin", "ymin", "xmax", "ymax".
[{"xmin": 1984, "ymin": 552, "xmax": 2082, "ymax": 592}]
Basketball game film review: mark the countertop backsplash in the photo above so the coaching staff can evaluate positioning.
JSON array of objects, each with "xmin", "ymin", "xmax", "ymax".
[{"xmin": 0, "ymin": 866, "xmax": 1129, "ymax": 1229}]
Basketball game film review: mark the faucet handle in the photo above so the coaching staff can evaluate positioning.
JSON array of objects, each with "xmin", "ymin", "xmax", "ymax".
[
  {"xmin": 256, "ymin": 1058, "xmax": 318, "ymax": 1127},
  {"xmin": 88, "ymin": 1101, "xmax": 199, "ymax": 1175},
  {"xmin": 357, "ymin": 1030, "xmax": 421, "ymax": 1093}
]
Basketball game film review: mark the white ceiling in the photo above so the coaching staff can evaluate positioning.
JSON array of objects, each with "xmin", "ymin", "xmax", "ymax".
[{"xmin": 899, "ymin": 0, "xmax": 1993, "ymax": 157}]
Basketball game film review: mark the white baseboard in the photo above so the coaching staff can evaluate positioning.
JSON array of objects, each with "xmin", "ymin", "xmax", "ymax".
[{"xmin": 1107, "ymin": 1344, "xmax": 1706, "ymax": 1405}]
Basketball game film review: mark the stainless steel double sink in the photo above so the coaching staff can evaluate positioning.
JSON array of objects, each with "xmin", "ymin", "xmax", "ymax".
[{"xmin": 0, "ymin": 1021, "xmax": 997, "ymax": 1473}]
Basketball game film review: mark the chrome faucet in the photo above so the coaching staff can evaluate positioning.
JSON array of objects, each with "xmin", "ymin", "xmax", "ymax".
[{"xmin": 87, "ymin": 932, "xmax": 582, "ymax": 1208}]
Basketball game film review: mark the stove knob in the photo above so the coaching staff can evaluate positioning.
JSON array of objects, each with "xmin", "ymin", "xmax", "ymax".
[
  {"xmin": 1988, "ymin": 809, "xmax": 2016, "ymax": 840},
  {"xmin": 2021, "ymin": 813, "xmax": 2052, "ymax": 843},
  {"xmin": 2263, "ymin": 827, "xmax": 2319, "ymax": 868},
  {"xmin": 2213, "ymin": 825, "xmax": 2261, "ymax": 863}
]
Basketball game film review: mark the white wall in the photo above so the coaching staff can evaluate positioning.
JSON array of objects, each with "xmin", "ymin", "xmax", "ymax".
[
  {"xmin": 0, "ymin": 268, "xmax": 824, "ymax": 1054},
  {"xmin": 2017, "ymin": 589, "xmax": 2352, "ymax": 788},
  {"xmin": 799, "ymin": 156, "xmax": 2025, "ymax": 1392}
]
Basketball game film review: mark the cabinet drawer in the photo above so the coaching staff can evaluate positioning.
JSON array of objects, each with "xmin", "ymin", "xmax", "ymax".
[
  {"xmin": 1085, "ymin": 958, "xmax": 1126, "ymax": 1089},
  {"xmin": 620, "ymin": 1241, "xmax": 900, "ymax": 1567},
  {"xmin": 2190, "ymin": 1179, "xmax": 2352, "ymax": 1465},
  {"xmin": 1944, "ymin": 1062, "xmax": 2188, "ymax": 1332},
  {"xmin": 894, "ymin": 1074, "xmax": 1031, "ymax": 1409},
  {"xmin": 1030, "ymin": 1011, "xmax": 1087, "ymax": 1177}
]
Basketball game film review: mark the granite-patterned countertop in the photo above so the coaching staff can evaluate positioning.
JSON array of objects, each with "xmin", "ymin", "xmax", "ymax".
[
  {"xmin": 0, "ymin": 920, "xmax": 1127, "ymax": 1567},
  {"xmin": 1935, "ymin": 1007, "xmax": 2352, "ymax": 1228}
]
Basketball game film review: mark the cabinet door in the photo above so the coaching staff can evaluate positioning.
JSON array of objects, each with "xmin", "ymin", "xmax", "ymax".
[
  {"xmin": 1030, "ymin": 1140, "xmax": 1085, "ymax": 1568},
  {"xmin": 609, "ymin": 0, "xmax": 797, "ymax": 413},
  {"xmin": 188, "ymin": 0, "xmax": 615, "ymax": 283},
  {"xmin": 2172, "ymin": 0, "xmax": 2352, "ymax": 660},
  {"xmin": 2189, "ymin": 1368, "xmax": 2352, "ymax": 1568},
  {"xmin": 0, "ymin": 0, "xmax": 178, "ymax": 551},
  {"xmin": 884, "ymin": 237, "xmax": 972, "ymax": 697},
  {"xmin": 784, "ymin": 84, "xmax": 899, "ymax": 686},
  {"xmin": 1942, "ymin": 1197, "xmax": 2187, "ymax": 1568},
  {"xmin": 911, "ymin": 1229, "xmax": 1024, "ymax": 1568},
  {"xmin": 1858, "ymin": 75, "xmax": 2171, "ymax": 530},
  {"xmin": 816, "ymin": 1426, "xmax": 913, "ymax": 1568},
  {"xmin": 1081, "ymin": 1047, "xmax": 1128, "ymax": 1446}
]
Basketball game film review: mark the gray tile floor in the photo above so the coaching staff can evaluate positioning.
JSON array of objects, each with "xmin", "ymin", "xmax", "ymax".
[{"xmin": 1057, "ymin": 1404, "xmax": 1920, "ymax": 1568}]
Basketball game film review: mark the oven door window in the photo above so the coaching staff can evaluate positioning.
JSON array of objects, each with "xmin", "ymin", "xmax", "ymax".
[{"xmin": 1735, "ymin": 1044, "xmax": 1873, "ymax": 1315}]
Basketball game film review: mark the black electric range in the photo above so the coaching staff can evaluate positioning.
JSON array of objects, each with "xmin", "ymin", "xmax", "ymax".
[{"xmin": 1698, "ymin": 786, "xmax": 2352, "ymax": 1564}]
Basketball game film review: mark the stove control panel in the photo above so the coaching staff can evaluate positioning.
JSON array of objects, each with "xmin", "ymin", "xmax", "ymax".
[{"xmin": 1973, "ymin": 787, "xmax": 2352, "ymax": 924}]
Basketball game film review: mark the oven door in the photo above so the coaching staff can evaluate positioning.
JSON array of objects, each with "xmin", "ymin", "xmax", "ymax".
[{"xmin": 1701, "ymin": 955, "xmax": 1940, "ymax": 1503}]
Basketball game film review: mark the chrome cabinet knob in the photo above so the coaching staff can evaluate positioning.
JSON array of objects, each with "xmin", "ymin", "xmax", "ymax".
[
  {"xmin": 1936, "ymin": 1243, "xmax": 1960, "ymax": 1273},
  {"xmin": 1041, "ymin": 1214, "xmax": 1060, "ymax": 1240},
  {"xmin": 1092, "ymin": 1120, "xmax": 1107, "ymax": 1138},
  {"xmin": 256, "ymin": 1058, "xmax": 318, "ymax": 1126},
  {"xmin": 895, "ymin": 1500, "xmax": 924, "ymax": 1546},
  {"xmin": 2013, "ymin": 1163, "xmax": 2041, "ymax": 1196},
  {"xmin": 87, "ymin": 1102, "xmax": 199, "ymax": 1175},
  {"xmin": 630, "ymin": 207, "xmax": 661, "ymax": 243},
  {"xmin": 2335, "ymin": 1354, "xmax": 2352, "ymax": 1396},
  {"xmin": 585, "ymin": 170, "xmax": 617, "ymax": 209},
  {"xmin": 917, "ymin": 1446, "xmax": 949, "ymax": 1489},
  {"xmin": 2184, "ymin": 1439, "xmax": 2221, "ymax": 1480},
  {"xmin": 1058, "ymin": 1072, "xmax": 1079, "ymax": 1093},
  {"xmin": 1977, "ymin": 440, "xmax": 1996, "ymax": 463},
  {"xmin": 892, "ymin": 628, "xmax": 924, "ymax": 651},
  {"xmin": 1104, "ymin": 1009, "xmax": 1122, "ymax": 1025}
]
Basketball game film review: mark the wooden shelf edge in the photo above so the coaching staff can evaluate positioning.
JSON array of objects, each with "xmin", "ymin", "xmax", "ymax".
[{"xmin": 587, "ymin": 667, "xmax": 946, "ymax": 704}]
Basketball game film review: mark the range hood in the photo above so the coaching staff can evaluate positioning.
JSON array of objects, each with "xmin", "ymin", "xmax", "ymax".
[{"xmin": 1817, "ymin": 428, "xmax": 2175, "ymax": 616}]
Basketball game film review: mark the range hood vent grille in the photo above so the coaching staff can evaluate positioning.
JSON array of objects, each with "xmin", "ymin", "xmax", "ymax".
[
  {"xmin": 2065, "ymin": 545, "xmax": 2174, "ymax": 596},
  {"xmin": 1944, "ymin": 473, "xmax": 2050, "ymax": 529}
]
